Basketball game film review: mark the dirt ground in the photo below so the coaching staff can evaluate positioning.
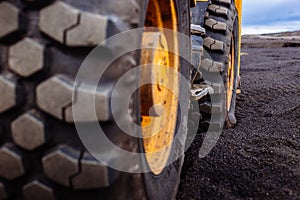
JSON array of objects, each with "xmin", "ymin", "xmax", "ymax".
[{"xmin": 177, "ymin": 42, "xmax": 300, "ymax": 199}]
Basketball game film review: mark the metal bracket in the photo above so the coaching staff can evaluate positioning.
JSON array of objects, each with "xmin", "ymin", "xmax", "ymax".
[
  {"xmin": 190, "ymin": 84, "xmax": 214, "ymax": 101},
  {"xmin": 191, "ymin": 24, "xmax": 206, "ymax": 35}
]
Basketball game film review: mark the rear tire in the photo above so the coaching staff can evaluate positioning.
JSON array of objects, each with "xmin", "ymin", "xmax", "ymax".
[{"xmin": 196, "ymin": 0, "xmax": 239, "ymax": 131}]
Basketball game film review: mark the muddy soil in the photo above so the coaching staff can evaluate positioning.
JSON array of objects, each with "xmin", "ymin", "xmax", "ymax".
[{"xmin": 177, "ymin": 46, "xmax": 300, "ymax": 199}]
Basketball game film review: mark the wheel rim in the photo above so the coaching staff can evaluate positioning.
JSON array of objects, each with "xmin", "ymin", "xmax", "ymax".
[
  {"xmin": 227, "ymin": 35, "xmax": 235, "ymax": 111},
  {"xmin": 140, "ymin": 0, "xmax": 179, "ymax": 175}
]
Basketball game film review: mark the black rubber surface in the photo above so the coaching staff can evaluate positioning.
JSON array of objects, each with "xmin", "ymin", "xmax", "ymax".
[
  {"xmin": 197, "ymin": 0, "xmax": 239, "ymax": 131},
  {"xmin": 0, "ymin": 0, "xmax": 192, "ymax": 199}
]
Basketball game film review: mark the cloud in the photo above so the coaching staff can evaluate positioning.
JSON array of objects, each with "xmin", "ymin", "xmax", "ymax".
[
  {"xmin": 242, "ymin": 21, "xmax": 300, "ymax": 35},
  {"xmin": 242, "ymin": 0, "xmax": 300, "ymax": 34},
  {"xmin": 243, "ymin": 0, "xmax": 300, "ymax": 24}
]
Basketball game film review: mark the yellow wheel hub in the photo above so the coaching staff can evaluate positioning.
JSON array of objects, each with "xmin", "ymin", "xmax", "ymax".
[
  {"xmin": 140, "ymin": 0, "xmax": 179, "ymax": 175},
  {"xmin": 227, "ymin": 35, "xmax": 235, "ymax": 111}
]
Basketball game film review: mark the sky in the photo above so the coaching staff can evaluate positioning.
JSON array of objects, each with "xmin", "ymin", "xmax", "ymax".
[{"xmin": 242, "ymin": 0, "xmax": 300, "ymax": 35}]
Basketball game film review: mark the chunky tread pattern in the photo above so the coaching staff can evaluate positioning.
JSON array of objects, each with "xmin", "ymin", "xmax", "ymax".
[
  {"xmin": 39, "ymin": 2, "xmax": 109, "ymax": 47},
  {"xmin": 195, "ymin": 0, "xmax": 237, "ymax": 131},
  {"xmin": 0, "ymin": 0, "xmax": 143, "ymax": 198}
]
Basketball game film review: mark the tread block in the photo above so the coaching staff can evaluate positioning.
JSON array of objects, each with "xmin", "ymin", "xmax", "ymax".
[
  {"xmin": 0, "ymin": 76, "xmax": 16, "ymax": 113},
  {"xmin": 37, "ymin": 75, "xmax": 112, "ymax": 122},
  {"xmin": 190, "ymin": 111, "xmax": 202, "ymax": 122},
  {"xmin": 0, "ymin": 2, "xmax": 19, "ymax": 38},
  {"xmin": 36, "ymin": 75, "xmax": 73, "ymax": 120},
  {"xmin": 200, "ymin": 101, "xmax": 223, "ymax": 114},
  {"xmin": 9, "ymin": 38, "xmax": 44, "ymax": 77},
  {"xmin": 200, "ymin": 120, "xmax": 223, "ymax": 131},
  {"xmin": 39, "ymin": 2, "xmax": 79, "ymax": 44},
  {"xmin": 204, "ymin": 37, "xmax": 225, "ymax": 52},
  {"xmin": 65, "ymin": 84, "xmax": 111, "ymax": 122},
  {"xmin": 23, "ymin": 180, "xmax": 55, "ymax": 200},
  {"xmin": 204, "ymin": 81, "xmax": 224, "ymax": 94},
  {"xmin": 72, "ymin": 152, "xmax": 114, "ymax": 189},
  {"xmin": 211, "ymin": 82, "xmax": 223, "ymax": 94},
  {"xmin": 42, "ymin": 146, "xmax": 79, "ymax": 187},
  {"xmin": 208, "ymin": 5, "xmax": 229, "ymax": 17},
  {"xmin": 201, "ymin": 58, "xmax": 224, "ymax": 72},
  {"xmin": 205, "ymin": 18, "xmax": 227, "ymax": 32},
  {"xmin": 11, "ymin": 112, "xmax": 45, "ymax": 151},
  {"xmin": 66, "ymin": 12, "xmax": 108, "ymax": 46},
  {"xmin": 0, "ymin": 146, "xmax": 25, "ymax": 180},
  {"xmin": 40, "ymin": 2, "xmax": 110, "ymax": 47}
]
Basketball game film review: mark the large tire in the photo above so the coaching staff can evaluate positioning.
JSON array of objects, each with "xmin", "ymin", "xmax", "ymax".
[
  {"xmin": 196, "ymin": 0, "xmax": 239, "ymax": 131},
  {"xmin": 0, "ymin": 0, "xmax": 190, "ymax": 199}
]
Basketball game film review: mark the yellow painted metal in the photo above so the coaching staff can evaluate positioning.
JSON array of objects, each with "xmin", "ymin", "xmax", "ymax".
[
  {"xmin": 140, "ymin": 0, "xmax": 179, "ymax": 175},
  {"xmin": 227, "ymin": 35, "xmax": 235, "ymax": 111},
  {"xmin": 235, "ymin": 0, "xmax": 243, "ymax": 76},
  {"xmin": 140, "ymin": 33, "xmax": 171, "ymax": 117}
]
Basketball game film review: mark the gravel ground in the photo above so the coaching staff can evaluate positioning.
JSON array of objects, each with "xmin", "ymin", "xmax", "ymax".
[{"xmin": 177, "ymin": 47, "xmax": 300, "ymax": 199}]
